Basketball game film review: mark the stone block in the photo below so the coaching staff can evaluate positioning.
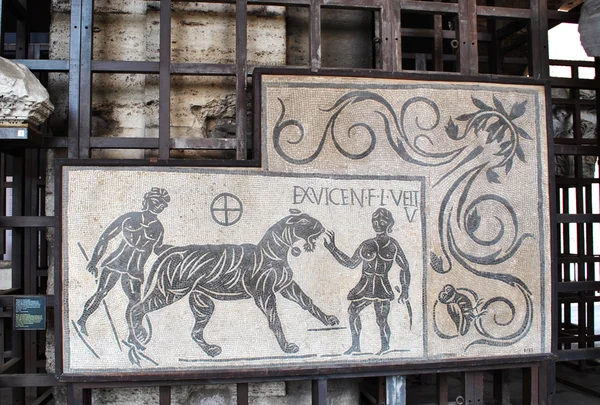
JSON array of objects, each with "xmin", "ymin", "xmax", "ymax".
[
  {"xmin": 93, "ymin": 13, "xmax": 149, "ymax": 61},
  {"xmin": 249, "ymin": 382, "xmax": 286, "ymax": 397},
  {"xmin": 92, "ymin": 387, "xmax": 159, "ymax": 405}
]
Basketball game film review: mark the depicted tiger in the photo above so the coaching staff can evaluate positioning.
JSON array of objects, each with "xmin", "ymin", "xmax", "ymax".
[{"xmin": 127, "ymin": 210, "xmax": 339, "ymax": 357}]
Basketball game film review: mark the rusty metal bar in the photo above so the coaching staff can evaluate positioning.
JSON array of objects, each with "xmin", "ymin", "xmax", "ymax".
[
  {"xmin": 380, "ymin": 0, "xmax": 393, "ymax": 71},
  {"xmin": 14, "ymin": 0, "xmax": 27, "ymax": 60},
  {"xmin": 0, "ymin": 217, "xmax": 56, "ymax": 228},
  {"xmin": 457, "ymin": 0, "xmax": 478, "ymax": 75},
  {"xmin": 523, "ymin": 367, "xmax": 539, "ymax": 405},
  {"xmin": 463, "ymin": 371, "xmax": 483, "ymax": 404},
  {"xmin": 312, "ymin": 378, "xmax": 327, "ymax": 405},
  {"xmin": 68, "ymin": 0, "xmax": 83, "ymax": 158},
  {"xmin": 159, "ymin": 0, "xmax": 172, "ymax": 160},
  {"xmin": 389, "ymin": 0, "xmax": 401, "ymax": 71},
  {"xmin": 78, "ymin": 0, "xmax": 94, "ymax": 158},
  {"xmin": 530, "ymin": 0, "xmax": 549, "ymax": 79},
  {"xmin": 237, "ymin": 383, "xmax": 249, "ymax": 405},
  {"xmin": 159, "ymin": 386, "xmax": 171, "ymax": 405},
  {"xmin": 437, "ymin": 373, "xmax": 448, "ymax": 405},
  {"xmin": 67, "ymin": 384, "xmax": 84, "ymax": 405}
]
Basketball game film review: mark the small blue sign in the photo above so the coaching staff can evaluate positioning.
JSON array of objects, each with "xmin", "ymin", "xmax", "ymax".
[{"xmin": 14, "ymin": 296, "xmax": 46, "ymax": 330}]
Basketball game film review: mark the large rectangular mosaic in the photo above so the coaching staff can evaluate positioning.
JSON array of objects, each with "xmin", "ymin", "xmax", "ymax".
[{"xmin": 59, "ymin": 75, "xmax": 551, "ymax": 378}]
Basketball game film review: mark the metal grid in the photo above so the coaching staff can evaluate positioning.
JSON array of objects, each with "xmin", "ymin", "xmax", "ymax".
[
  {"xmin": 552, "ymin": 56, "xmax": 600, "ymax": 367},
  {"xmin": 0, "ymin": 0, "xmax": 597, "ymax": 404}
]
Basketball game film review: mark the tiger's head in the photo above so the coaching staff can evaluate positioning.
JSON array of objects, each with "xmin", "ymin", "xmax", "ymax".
[{"xmin": 281, "ymin": 210, "xmax": 325, "ymax": 254}]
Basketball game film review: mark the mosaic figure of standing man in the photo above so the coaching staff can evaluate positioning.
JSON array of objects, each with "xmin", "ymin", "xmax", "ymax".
[
  {"xmin": 324, "ymin": 208, "xmax": 410, "ymax": 355},
  {"xmin": 77, "ymin": 187, "xmax": 170, "ymax": 336}
]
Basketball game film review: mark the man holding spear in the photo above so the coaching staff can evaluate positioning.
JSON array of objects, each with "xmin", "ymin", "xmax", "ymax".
[{"xmin": 76, "ymin": 187, "xmax": 170, "ymax": 342}]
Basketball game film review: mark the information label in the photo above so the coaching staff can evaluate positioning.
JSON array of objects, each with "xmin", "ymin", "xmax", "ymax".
[{"xmin": 14, "ymin": 296, "xmax": 46, "ymax": 330}]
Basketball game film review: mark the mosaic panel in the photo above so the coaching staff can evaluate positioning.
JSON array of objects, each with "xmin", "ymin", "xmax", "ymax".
[
  {"xmin": 261, "ymin": 75, "xmax": 551, "ymax": 360},
  {"xmin": 62, "ymin": 168, "xmax": 425, "ymax": 375},
  {"xmin": 60, "ymin": 75, "xmax": 551, "ymax": 377}
]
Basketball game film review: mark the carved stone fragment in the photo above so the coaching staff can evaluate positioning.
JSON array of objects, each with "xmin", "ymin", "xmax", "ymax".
[{"xmin": 0, "ymin": 57, "xmax": 54, "ymax": 126}]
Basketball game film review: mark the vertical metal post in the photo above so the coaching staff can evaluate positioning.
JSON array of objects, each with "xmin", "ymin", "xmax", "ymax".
[
  {"xmin": 22, "ymin": 150, "xmax": 34, "ymax": 292},
  {"xmin": 523, "ymin": 366, "xmax": 539, "ymax": 405},
  {"xmin": 377, "ymin": 376, "xmax": 386, "ymax": 403},
  {"xmin": 463, "ymin": 371, "xmax": 483, "ymax": 405},
  {"xmin": 380, "ymin": 1, "xmax": 393, "ymax": 71},
  {"xmin": 7, "ymin": 153, "xmax": 23, "ymax": 405},
  {"xmin": 0, "ymin": 0, "xmax": 5, "ymax": 57},
  {"xmin": 457, "ymin": 0, "xmax": 478, "ymax": 75},
  {"xmin": 15, "ymin": 0, "xmax": 27, "ymax": 60},
  {"xmin": 437, "ymin": 373, "xmax": 448, "ymax": 405},
  {"xmin": 0, "ymin": 153, "xmax": 6, "ymax": 256},
  {"xmin": 237, "ymin": 383, "xmax": 249, "ymax": 405},
  {"xmin": 23, "ymin": 149, "xmax": 37, "ymax": 402},
  {"xmin": 387, "ymin": 375, "xmax": 406, "ymax": 405},
  {"xmin": 159, "ymin": 386, "xmax": 171, "ymax": 405},
  {"xmin": 312, "ymin": 378, "xmax": 327, "ymax": 405},
  {"xmin": 486, "ymin": 1, "xmax": 500, "ymax": 74},
  {"xmin": 538, "ymin": 361, "xmax": 551, "ymax": 405},
  {"xmin": 68, "ymin": 0, "xmax": 83, "ymax": 158},
  {"xmin": 235, "ymin": 0, "xmax": 248, "ymax": 160},
  {"xmin": 434, "ymin": 15, "xmax": 444, "ymax": 72},
  {"xmin": 159, "ymin": 0, "xmax": 172, "ymax": 160},
  {"xmin": 309, "ymin": 1, "xmax": 322, "ymax": 71},
  {"xmin": 67, "ymin": 384, "xmax": 85, "ymax": 405},
  {"xmin": 0, "ymin": 316, "xmax": 4, "ymax": 367},
  {"xmin": 79, "ymin": 0, "xmax": 94, "ymax": 158},
  {"xmin": 11, "ymin": 153, "xmax": 23, "ymax": 290},
  {"xmin": 544, "ymin": 360, "xmax": 556, "ymax": 405},
  {"xmin": 529, "ymin": 0, "xmax": 549, "ymax": 79},
  {"xmin": 493, "ymin": 369, "xmax": 511, "ymax": 405},
  {"xmin": 387, "ymin": 0, "xmax": 402, "ymax": 71}
]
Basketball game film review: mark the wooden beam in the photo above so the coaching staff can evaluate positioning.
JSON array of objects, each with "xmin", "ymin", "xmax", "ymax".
[{"xmin": 558, "ymin": 0, "xmax": 584, "ymax": 12}]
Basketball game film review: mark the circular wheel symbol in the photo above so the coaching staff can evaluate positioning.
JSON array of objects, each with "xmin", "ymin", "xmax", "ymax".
[{"xmin": 210, "ymin": 193, "xmax": 243, "ymax": 226}]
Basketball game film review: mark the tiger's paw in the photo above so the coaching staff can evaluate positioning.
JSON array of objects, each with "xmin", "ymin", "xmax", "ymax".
[
  {"xmin": 203, "ymin": 344, "xmax": 222, "ymax": 358},
  {"xmin": 323, "ymin": 315, "xmax": 339, "ymax": 326}
]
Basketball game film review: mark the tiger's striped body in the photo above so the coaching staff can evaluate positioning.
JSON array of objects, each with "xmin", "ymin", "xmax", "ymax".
[{"xmin": 127, "ymin": 212, "xmax": 340, "ymax": 357}]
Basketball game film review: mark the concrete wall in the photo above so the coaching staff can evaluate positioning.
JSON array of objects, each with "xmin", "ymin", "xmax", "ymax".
[{"xmin": 47, "ymin": 1, "xmax": 360, "ymax": 403}]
